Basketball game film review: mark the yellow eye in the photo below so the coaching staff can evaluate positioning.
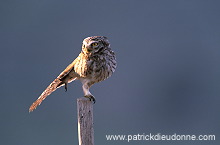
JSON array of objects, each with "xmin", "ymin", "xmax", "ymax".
[{"xmin": 92, "ymin": 43, "xmax": 98, "ymax": 46}]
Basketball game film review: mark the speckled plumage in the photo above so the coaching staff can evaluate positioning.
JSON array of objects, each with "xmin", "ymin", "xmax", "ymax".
[{"xmin": 29, "ymin": 36, "xmax": 116, "ymax": 112}]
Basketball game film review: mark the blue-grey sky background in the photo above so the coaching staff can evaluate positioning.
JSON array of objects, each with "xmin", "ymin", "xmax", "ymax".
[{"xmin": 1, "ymin": 0, "xmax": 220, "ymax": 145}]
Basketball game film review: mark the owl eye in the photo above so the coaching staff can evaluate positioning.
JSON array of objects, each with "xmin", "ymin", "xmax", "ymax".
[{"xmin": 91, "ymin": 43, "xmax": 98, "ymax": 47}]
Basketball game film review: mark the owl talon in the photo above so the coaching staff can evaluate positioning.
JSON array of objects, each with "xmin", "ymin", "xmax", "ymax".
[
  {"xmin": 84, "ymin": 95, "xmax": 96, "ymax": 104},
  {"xmin": 64, "ymin": 83, "xmax": 67, "ymax": 92}
]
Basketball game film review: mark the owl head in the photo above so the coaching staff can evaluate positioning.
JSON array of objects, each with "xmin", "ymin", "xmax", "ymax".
[{"xmin": 82, "ymin": 36, "xmax": 110, "ymax": 54}]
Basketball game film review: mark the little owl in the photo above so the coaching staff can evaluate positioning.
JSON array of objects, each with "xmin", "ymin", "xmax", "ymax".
[{"xmin": 29, "ymin": 36, "xmax": 116, "ymax": 112}]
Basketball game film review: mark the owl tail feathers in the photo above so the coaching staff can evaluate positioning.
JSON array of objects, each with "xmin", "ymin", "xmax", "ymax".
[{"xmin": 29, "ymin": 78, "xmax": 64, "ymax": 112}]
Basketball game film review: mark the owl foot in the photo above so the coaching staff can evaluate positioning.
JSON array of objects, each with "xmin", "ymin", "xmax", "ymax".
[{"xmin": 84, "ymin": 95, "xmax": 96, "ymax": 104}]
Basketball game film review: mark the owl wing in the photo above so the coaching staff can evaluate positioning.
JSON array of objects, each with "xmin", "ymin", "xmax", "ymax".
[
  {"xmin": 55, "ymin": 58, "xmax": 79, "ymax": 91},
  {"xmin": 58, "ymin": 59, "xmax": 77, "ymax": 80}
]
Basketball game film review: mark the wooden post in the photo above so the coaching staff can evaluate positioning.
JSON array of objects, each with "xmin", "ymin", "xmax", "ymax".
[{"xmin": 77, "ymin": 97, "xmax": 94, "ymax": 145}]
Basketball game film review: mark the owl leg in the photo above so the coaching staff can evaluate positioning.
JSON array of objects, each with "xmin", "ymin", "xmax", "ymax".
[{"xmin": 82, "ymin": 84, "xmax": 96, "ymax": 104}]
